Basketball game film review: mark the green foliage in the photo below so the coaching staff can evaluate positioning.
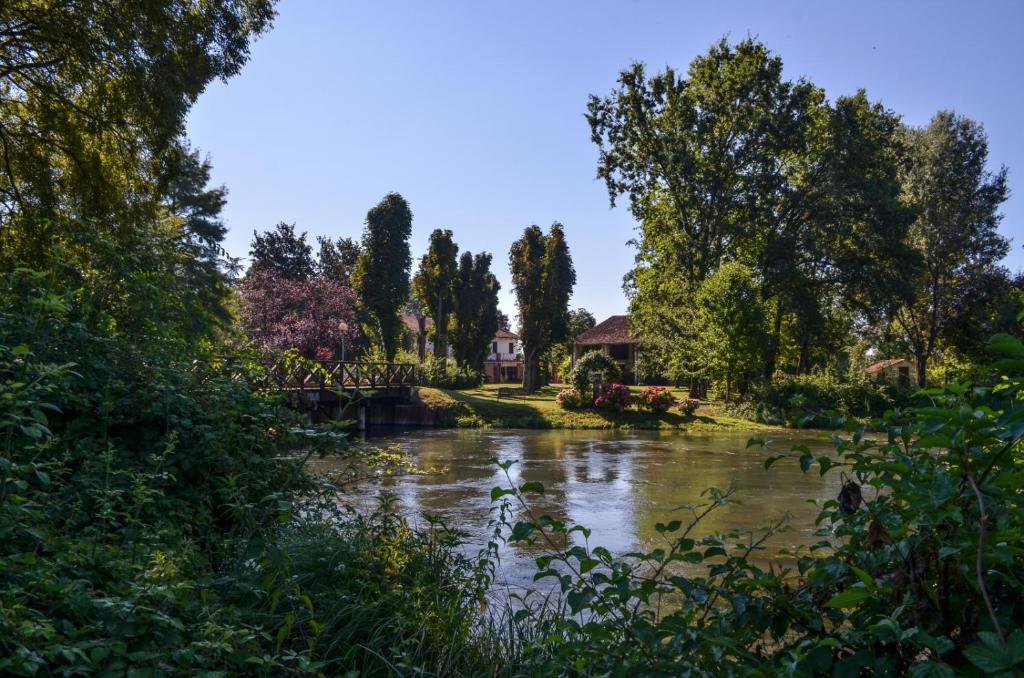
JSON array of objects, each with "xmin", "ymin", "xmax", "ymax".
[
  {"xmin": 249, "ymin": 221, "xmax": 316, "ymax": 279},
  {"xmin": 730, "ymin": 370, "xmax": 911, "ymax": 427},
  {"xmin": 354, "ymin": 193, "xmax": 413, "ymax": 360},
  {"xmin": 451, "ymin": 251, "xmax": 501, "ymax": 371},
  {"xmin": 486, "ymin": 336, "xmax": 1024, "ymax": 673},
  {"xmin": 412, "ymin": 228, "xmax": 459, "ymax": 357},
  {"xmin": 594, "ymin": 38, "xmax": 915, "ymax": 380},
  {"xmin": 316, "ymin": 235, "xmax": 362, "ymax": 286},
  {"xmin": 893, "ymin": 111, "xmax": 1010, "ymax": 386},
  {"xmin": 0, "ymin": 0, "xmax": 276, "ymax": 227},
  {"xmin": 510, "ymin": 223, "xmax": 576, "ymax": 392},
  {"xmin": 569, "ymin": 350, "xmax": 622, "ymax": 394},
  {"xmin": 693, "ymin": 262, "xmax": 770, "ymax": 399},
  {"xmin": 418, "ymin": 356, "xmax": 483, "ymax": 389}
]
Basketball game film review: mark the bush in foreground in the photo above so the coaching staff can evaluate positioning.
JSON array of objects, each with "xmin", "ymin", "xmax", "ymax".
[{"xmin": 555, "ymin": 387, "xmax": 586, "ymax": 410}]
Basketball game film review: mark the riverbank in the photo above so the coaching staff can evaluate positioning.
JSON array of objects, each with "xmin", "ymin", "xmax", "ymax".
[{"xmin": 415, "ymin": 383, "xmax": 777, "ymax": 431}]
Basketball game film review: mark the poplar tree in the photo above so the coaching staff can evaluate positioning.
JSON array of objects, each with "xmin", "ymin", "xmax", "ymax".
[
  {"xmin": 412, "ymin": 229, "xmax": 459, "ymax": 357},
  {"xmin": 353, "ymin": 193, "xmax": 413, "ymax": 360},
  {"xmin": 451, "ymin": 251, "xmax": 501, "ymax": 371},
  {"xmin": 510, "ymin": 223, "xmax": 576, "ymax": 392}
]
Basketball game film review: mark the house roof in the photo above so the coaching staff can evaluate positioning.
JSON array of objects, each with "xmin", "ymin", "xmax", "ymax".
[
  {"xmin": 863, "ymin": 358, "xmax": 911, "ymax": 375},
  {"xmin": 494, "ymin": 328, "xmax": 519, "ymax": 340},
  {"xmin": 573, "ymin": 315, "xmax": 637, "ymax": 345}
]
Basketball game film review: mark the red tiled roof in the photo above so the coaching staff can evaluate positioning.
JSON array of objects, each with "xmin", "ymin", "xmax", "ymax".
[
  {"xmin": 573, "ymin": 315, "xmax": 637, "ymax": 345},
  {"xmin": 495, "ymin": 328, "xmax": 519, "ymax": 340}
]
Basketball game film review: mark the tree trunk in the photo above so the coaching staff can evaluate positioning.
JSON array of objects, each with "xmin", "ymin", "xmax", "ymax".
[
  {"xmin": 522, "ymin": 347, "xmax": 540, "ymax": 393},
  {"xmin": 416, "ymin": 316, "xmax": 427, "ymax": 362},
  {"xmin": 915, "ymin": 350, "xmax": 927, "ymax": 388},
  {"xmin": 432, "ymin": 298, "xmax": 446, "ymax": 358},
  {"xmin": 764, "ymin": 304, "xmax": 783, "ymax": 382}
]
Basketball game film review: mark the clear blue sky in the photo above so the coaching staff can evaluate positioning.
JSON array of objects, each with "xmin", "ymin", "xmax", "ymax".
[{"xmin": 187, "ymin": 0, "xmax": 1024, "ymax": 323}]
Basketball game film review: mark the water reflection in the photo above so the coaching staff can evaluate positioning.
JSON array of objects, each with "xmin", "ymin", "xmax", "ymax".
[{"xmin": 309, "ymin": 428, "xmax": 842, "ymax": 589}]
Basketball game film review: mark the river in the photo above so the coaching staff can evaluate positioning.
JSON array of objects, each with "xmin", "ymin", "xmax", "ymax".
[{"xmin": 310, "ymin": 427, "xmax": 844, "ymax": 590}]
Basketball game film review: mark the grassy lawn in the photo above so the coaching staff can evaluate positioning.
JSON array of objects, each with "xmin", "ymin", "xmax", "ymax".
[{"xmin": 415, "ymin": 382, "xmax": 774, "ymax": 431}]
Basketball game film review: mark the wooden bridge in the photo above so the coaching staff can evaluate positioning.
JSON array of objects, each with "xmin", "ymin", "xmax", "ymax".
[
  {"xmin": 267, "ymin": 359, "xmax": 417, "ymax": 392},
  {"xmin": 191, "ymin": 357, "xmax": 417, "ymax": 392}
]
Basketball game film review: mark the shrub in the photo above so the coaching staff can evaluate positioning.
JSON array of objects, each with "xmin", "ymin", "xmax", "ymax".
[
  {"xmin": 569, "ymin": 351, "xmax": 622, "ymax": 394},
  {"xmin": 555, "ymin": 387, "xmax": 585, "ymax": 410},
  {"xmin": 636, "ymin": 385, "xmax": 676, "ymax": 412},
  {"xmin": 594, "ymin": 383, "xmax": 633, "ymax": 412},
  {"xmin": 419, "ymin": 356, "xmax": 483, "ymax": 389},
  {"xmin": 679, "ymin": 397, "xmax": 701, "ymax": 415},
  {"xmin": 732, "ymin": 370, "xmax": 911, "ymax": 427}
]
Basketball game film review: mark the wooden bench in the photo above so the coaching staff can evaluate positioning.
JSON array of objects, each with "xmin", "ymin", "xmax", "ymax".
[{"xmin": 496, "ymin": 387, "xmax": 525, "ymax": 400}]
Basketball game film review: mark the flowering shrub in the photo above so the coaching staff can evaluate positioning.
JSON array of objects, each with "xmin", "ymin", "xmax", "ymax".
[
  {"xmin": 555, "ymin": 387, "xmax": 585, "ymax": 410},
  {"xmin": 636, "ymin": 386, "xmax": 676, "ymax": 413},
  {"xmin": 679, "ymin": 397, "xmax": 701, "ymax": 415},
  {"xmin": 569, "ymin": 350, "xmax": 622, "ymax": 393},
  {"xmin": 594, "ymin": 383, "xmax": 633, "ymax": 412}
]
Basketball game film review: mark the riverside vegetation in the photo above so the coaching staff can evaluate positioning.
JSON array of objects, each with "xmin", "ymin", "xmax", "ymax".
[{"xmin": 6, "ymin": 262, "xmax": 1023, "ymax": 674}]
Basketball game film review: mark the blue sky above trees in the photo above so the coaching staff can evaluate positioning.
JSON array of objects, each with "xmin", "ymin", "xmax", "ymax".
[{"xmin": 186, "ymin": 0, "xmax": 1024, "ymax": 322}]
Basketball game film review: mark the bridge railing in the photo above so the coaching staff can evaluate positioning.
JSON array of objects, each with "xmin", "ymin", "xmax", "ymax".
[
  {"xmin": 267, "ymin": 359, "xmax": 417, "ymax": 391},
  {"xmin": 189, "ymin": 357, "xmax": 417, "ymax": 391}
]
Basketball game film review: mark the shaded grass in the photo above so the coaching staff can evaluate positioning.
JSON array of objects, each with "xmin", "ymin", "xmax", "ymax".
[{"xmin": 416, "ymin": 383, "xmax": 776, "ymax": 431}]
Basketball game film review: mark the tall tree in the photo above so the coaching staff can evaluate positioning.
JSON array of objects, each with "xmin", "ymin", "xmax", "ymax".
[
  {"xmin": 894, "ymin": 111, "xmax": 1009, "ymax": 386},
  {"xmin": 353, "ymin": 192, "xmax": 413, "ymax": 360},
  {"xmin": 451, "ymin": 251, "xmax": 501, "ymax": 371},
  {"xmin": 0, "ymin": 0, "xmax": 275, "ymax": 341},
  {"xmin": 589, "ymin": 39, "xmax": 914, "ymax": 381},
  {"xmin": 566, "ymin": 308, "xmax": 596, "ymax": 343},
  {"xmin": 0, "ymin": 0, "xmax": 276, "ymax": 229},
  {"xmin": 249, "ymin": 222, "xmax": 314, "ymax": 279},
  {"xmin": 412, "ymin": 229, "xmax": 459, "ymax": 357},
  {"xmin": 510, "ymin": 223, "xmax": 576, "ymax": 392},
  {"xmin": 692, "ymin": 263, "xmax": 769, "ymax": 400},
  {"xmin": 317, "ymin": 235, "xmax": 361, "ymax": 286}
]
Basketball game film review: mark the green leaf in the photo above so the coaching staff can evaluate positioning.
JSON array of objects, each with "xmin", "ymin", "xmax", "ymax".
[
  {"xmin": 799, "ymin": 454, "xmax": 814, "ymax": 473},
  {"xmin": 579, "ymin": 558, "xmax": 600, "ymax": 574},
  {"xmin": 519, "ymin": 481, "xmax": 545, "ymax": 495},
  {"xmin": 509, "ymin": 521, "xmax": 535, "ymax": 542},
  {"xmin": 849, "ymin": 566, "xmax": 874, "ymax": 588},
  {"xmin": 825, "ymin": 587, "xmax": 871, "ymax": 609},
  {"xmin": 490, "ymin": 487, "xmax": 514, "ymax": 502}
]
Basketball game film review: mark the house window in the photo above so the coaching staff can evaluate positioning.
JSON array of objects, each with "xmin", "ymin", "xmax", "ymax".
[
  {"xmin": 508, "ymin": 342, "xmax": 514, "ymax": 354},
  {"xmin": 492, "ymin": 341, "xmax": 497, "ymax": 353},
  {"xmin": 608, "ymin": 344, "xmax": 630, "ymax": 360},
  {"xmin": 898, "ymin": 365, "xmax": 910, "ymax": 386}
]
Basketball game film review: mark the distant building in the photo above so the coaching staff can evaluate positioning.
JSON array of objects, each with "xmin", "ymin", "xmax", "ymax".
[
  {"xmin": 571, "ymin": 315, "xmax": 640, "ymax": 384},
  {"xmin": 862, "ymin": 358, "xmax": 913, "ymax": 386},
  {"xmin": 484, "ymin": 328, "xmax": 523, "ymax": 383}
]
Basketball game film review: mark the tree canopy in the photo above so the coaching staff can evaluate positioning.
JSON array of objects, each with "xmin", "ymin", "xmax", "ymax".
[
  {"xmin": 589, "ymin": 39, "xmax": 916, "ymax": 380},
  {"xmin": 451, "ymin": 251, "xmax": 501, "ymax": 371},
  {"xmin": 354, "ymin": 192, "xmax": 413, "ymax": 360},
  {"xmin": 893, "ymin": 111, "xmax": 1010, "ymax": 385},
  {"xmin": 510, "ymin": 222, "xmax": 576, "ymax": 392},
  {"xmin": 412, "ymin": 229, "xmax": 459, "ymax": 357}
]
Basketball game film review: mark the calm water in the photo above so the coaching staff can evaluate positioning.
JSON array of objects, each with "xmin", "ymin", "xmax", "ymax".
[{"xmin": 310, "ymin": 428, "xmax": 843, "ymax": 589}]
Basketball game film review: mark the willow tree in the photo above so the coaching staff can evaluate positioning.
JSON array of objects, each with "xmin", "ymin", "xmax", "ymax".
[
  {"xmin": 510, "ymin": 223, "xmax": 576, "ymax": 392},
  {"xmin": 451, "ymin": 251, "xmax": 501, "ymax": 371},
  {"xmin": 412, "ymin": 229, "xmax": 459, "ymax": 357},
  {"xmin": 353, "ymin": 193, "xmax": 413, "ymax": 360}
]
